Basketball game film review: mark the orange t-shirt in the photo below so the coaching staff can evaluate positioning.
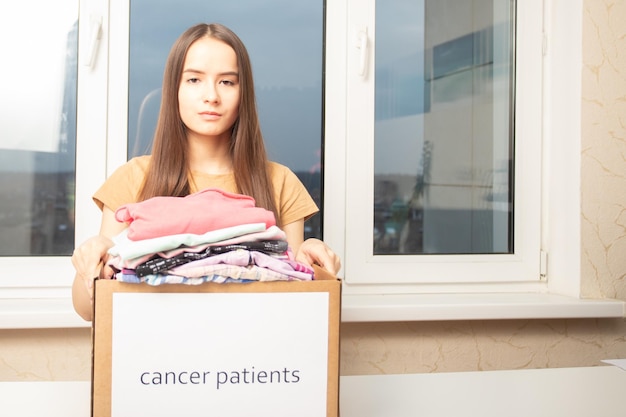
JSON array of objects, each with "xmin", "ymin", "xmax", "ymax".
[{"xmin": 93, "ymin": 155, "xmax": 318, "ymax": 228}]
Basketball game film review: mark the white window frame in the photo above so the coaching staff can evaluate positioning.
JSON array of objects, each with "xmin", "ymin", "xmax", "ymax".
[
  {"xmin": 324, "ymin": 0, "xmax": 624, "ymax": 321},
  {"xmin": 342, "ymin": 0, "xmax": 541, "ymax": 286},
  {"xmin": 0, "ymin": 0, "xmax": 108, "ymax": 329},
  {"xmin": 0, "ymin": 0, "xmax": 622, "ymax": 329}
]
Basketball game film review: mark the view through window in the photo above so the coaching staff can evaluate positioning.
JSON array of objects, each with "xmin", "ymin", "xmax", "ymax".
[
  {"xmin": 0, "ymin": 1, "xmax": 78, "ymax": 256},
  {"xmin": 373, "ymin": 0, "xmax": 515, "ymax": 255},
  {"xmin": 127, "ymin": 0, "xmax": 324, "ymax": 239}
]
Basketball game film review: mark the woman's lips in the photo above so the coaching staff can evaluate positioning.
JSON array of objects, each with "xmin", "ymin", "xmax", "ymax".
[{"xmin": 199, "ymin": 111, "xmax": 221, "ymax": 120}]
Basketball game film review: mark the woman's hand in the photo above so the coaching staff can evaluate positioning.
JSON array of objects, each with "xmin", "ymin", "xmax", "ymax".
[
  {"xmin": 71, "ymin": 235, "xmax": 115, "ymax": 301},
  {"xmin": 72, "ymin": 207, "xmax": 126, "ymax": 321},
  {"xmin": 294, "ymin": 238, "xmax": 341, "ymax": 276}
]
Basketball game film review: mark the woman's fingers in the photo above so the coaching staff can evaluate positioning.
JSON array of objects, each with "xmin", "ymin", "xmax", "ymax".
[
  {"xmin": 296, "ymin": 238, "xmax": 342, "ymax": 275},
  {"xmin": 72, "ymin": 236, "xmax": 114, "ymax": 298}
]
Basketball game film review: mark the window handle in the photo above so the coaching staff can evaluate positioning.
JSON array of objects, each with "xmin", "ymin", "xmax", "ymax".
[
  {"xmin": 356, "ymin": 27, "xmax": 369, "ymax": 77},
  {"xmin": 83, "ymin": 15, "xmax": 102, "ymax": 68}
]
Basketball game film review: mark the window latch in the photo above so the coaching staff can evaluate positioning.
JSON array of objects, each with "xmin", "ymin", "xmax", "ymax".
[
  {"xmin": 355, "ymin": 26, "xmax": 369, "ymax": 77},
  {"xmin": 83, "ymin": 14, "xmax": 102, "ymax": 68}
]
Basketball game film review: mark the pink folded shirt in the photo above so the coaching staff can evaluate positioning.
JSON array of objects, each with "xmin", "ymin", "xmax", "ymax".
[{"xmin": 115, "ymin": 188, "xmax": 276, "ymax": 241}]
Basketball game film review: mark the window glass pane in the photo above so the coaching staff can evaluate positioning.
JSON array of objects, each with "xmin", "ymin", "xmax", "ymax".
[
  {"xmin": 128, "ymin": 0, "xmax": 324, "ymax": 239},
  {"xmin": 374, "ymin": 0, "xmax": 514, "ymax": 255},
  {"xmin": 0, "ymin": 1, "xmax": 77, "ymax": 256}
]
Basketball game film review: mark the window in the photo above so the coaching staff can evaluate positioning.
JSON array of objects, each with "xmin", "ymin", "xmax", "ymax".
[
  {"xmin": 339, "ymin": 0, "xmax": 541, "ymax": 286},
  {"xmin": 374, "ymin": 0, "xmax": 514, "ymax": 257},
  {"xmin": 0, "ymin": 2, "xmax": 77, "ymax": 256},
  {"xmin": 324, "ymin": 0, "xmax": 623, "ymax": 319},
  {"xmin": 0, "ymin": 0, "xmax": 85, "ymax": 329},
  {"xmin": 114, "ymin": 0, "xmax": 324, "ymax": 239},
  {"xmin": 1, "ymin": 0, "xmax": 622, "ymax": 328}
]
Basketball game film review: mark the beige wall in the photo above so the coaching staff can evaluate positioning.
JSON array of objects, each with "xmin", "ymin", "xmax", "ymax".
[{"xmin": 1, "ymin": 0, "xmax": 625, "ymax": 381}]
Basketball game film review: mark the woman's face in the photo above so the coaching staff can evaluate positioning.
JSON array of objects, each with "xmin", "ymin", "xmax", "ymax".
[{"xmin": 178, "ymin": 37, "xmax": 241, "ymax": 142}]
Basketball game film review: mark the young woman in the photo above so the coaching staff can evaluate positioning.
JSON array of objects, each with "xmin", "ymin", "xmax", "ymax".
[{"xmin": 71, "ymin": 23, "xmax": 340, "ymax": 321}]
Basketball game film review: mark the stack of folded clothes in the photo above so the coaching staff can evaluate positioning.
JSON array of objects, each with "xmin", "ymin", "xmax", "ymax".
[{"xmin": 105, "ymin": 188, "xmax": 315, "ymax": 285}]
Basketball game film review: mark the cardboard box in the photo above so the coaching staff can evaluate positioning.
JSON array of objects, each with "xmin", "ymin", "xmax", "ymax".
[{"xmin": 91, "ymin": 265, "xmax": 341, "ymax": 417}]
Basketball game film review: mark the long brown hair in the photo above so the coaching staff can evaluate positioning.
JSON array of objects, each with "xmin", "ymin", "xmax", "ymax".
[{"xmin": 138, "ymin": 23, "xmax": 280, "ymax": 224}]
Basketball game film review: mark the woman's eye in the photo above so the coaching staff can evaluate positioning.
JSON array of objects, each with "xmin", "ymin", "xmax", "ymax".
[
  {"xmin": 220, "ymin": 79, "xmax": 235, "ymax": 86},
  {"xmin": 187, "ymin": 78, "xmax": 200, "ymax": 84}
]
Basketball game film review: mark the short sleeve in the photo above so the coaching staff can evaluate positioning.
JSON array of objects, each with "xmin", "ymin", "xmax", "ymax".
[
  {"xmin": 269, "ymin": 162, "xmax": 319, "ymax": 226},
  {"xmin": 92, "ymin": 156, "xmax": 150, "ymax": 212}
]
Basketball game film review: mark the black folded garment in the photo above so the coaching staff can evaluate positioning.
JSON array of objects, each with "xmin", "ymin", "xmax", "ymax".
[{"xmin": 134, "ymin": 240, "xmax": 289, "ymax": 277}]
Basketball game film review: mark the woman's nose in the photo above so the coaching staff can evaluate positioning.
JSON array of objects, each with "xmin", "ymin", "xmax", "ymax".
[{"xmin": 203, "ymin": 85, "xmax": 219, "ymax": 103}]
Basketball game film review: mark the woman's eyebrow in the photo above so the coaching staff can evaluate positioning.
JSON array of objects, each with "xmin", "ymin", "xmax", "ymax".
[
  {"xmin": 182, "ymin": 68, "xmax": 239, "ymax": 77},
  {"xmin": 217, "ymin": 70, "xmax": 239, "ymax": 77},
  {"xmin": 182, "ymin": 68, "xmax": 204, "ymax": 75}
]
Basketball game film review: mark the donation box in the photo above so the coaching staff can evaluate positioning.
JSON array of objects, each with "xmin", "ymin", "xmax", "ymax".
[{"xmin": 91, "ymin": 266, "xmax": 341, "ymax": 417}]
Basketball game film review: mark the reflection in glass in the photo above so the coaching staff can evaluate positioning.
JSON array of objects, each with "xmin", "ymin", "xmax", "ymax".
[
  {"xmin": 0, "ymin": 2, "xmax": 77, "ymax": 256},
  {"xmin": 128, "ymin": 0, "xmax": 324, "ymax": 239},
  {"xmin": 374, "ymin": 0, "xmax": 514, "ymax": 255}
]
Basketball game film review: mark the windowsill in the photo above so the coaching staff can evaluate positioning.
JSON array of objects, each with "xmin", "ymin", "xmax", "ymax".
[
  {"xmin": 0, "ymin": 298, "xmax": 89, "ymax": 329},
  {"xmin": 341, "ymin": 293, "xmax": 626, "ymax": 322},
  {"xmin": 0, "ymin": 292, "xmax": 624, "ymax": 329}
]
